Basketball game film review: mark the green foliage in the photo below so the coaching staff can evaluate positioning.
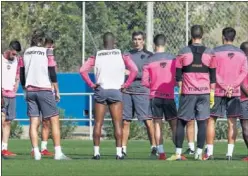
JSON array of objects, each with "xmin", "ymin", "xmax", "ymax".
[
  {"xmin": 10, "ymin": 121, "xmax": 24, "ymax": 139},
  {"xmin": 38, "ymin": 109, "xmax": 77, "ymax": 139}
]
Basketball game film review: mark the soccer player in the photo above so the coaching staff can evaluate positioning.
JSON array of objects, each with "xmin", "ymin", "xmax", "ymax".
[
  {"xmin": 238, "ymin": 41, "xmax": 248, "ymax": 161},
  {"xmin": 80, "ymin": 32, "xmax": 138, "ymax": 160},
  {"xmin": 1, "ymin": 40, "xmax": 22, "ymax": 157},
  {"xmin": 142, "ymin": 34, "xmax": 177, "ymax": 160},
  {"xmin": 20, "ymin": 29, "xmax": 69, "ymax": 160},
  {"xmin": 204, "ymin": 28, "xmax": 248, "ymax": 161},
  {"xmin": 168, "ymin": 25, "xmax": 216, "ymax": 161},
  {"xmin": 30, "ymin": 37, "xmax": 55, "ymax": 157},
  {"xmin": 122, "ymin": 31, "xmax": 156, "ymax": 157}
]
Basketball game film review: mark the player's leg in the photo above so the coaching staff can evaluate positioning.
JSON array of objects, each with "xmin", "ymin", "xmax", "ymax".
[
  {"xmin": 38, "ymin": 90, "xmax": 69, "ymax": 160},
  {"xmin": 226, "ymin": 97, "xmax": 241, "ymax": 160},
  {"xmin": 26, "ymin": 91, "xmax": 42, "ymax": 160},
  {"xmin": 133, "ymin": 94, "xmax": 156, "ymax": 156},
  {"xmin": 150, "ymin": 98, "xmax": 165, "ymax": 160},
  {"xmin": 184, "ymin": 120, "xmax": 195, "ymax": 155},
  {"xmin": 167, "ymin": 95, "xmax": 196, "ymax": 160},
  {"xmin": 240, "ymin": 100, "xmax": 248, "ymax": 161},
  {"xmin": 204, "ymin": 97, "xmax": 223, "ymax": 160},
  {"xmin": 121, "ymin": 93, "xmax": 133, "ymax": 156},
  {"xmin": 40, "ymin": 119, "xmax": 53, "ymax": 156},
  {"xmin": 2, "ymin": 97, "xmax": 17, "ymax": 157},
  {"xmin": 194, "ymin": 95, "xmax": 210, "ymax": 160}
]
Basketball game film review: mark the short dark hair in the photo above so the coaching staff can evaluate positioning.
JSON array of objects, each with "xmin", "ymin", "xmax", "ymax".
[
  {"xmin": 191, "ymin": 25, "xmax": 203, "ymax": 39},
  {"xmin": 153, "ymin": 34, "xmax": 166, "ymax": 46},
  {"xmin": 9, "ymin": 40, "xmax": 21, "ymax": 52},
  {"xmin": 132, "ymin": 31, "xmax": 145, "ymax": 40},
  {"xmin": 31, "ymin": 29, "xmax": 46, "ymax": 46},
  {"xmin": 45, "ymin": 37, "xmax": 54, "ymax": 45},
  {"xmin": 222, "ymin": 27, "xmax": 236, "ymax": 42},
  {"xmin": 240, "ymin": 41, "xmax": 248, "ymax": 55}
]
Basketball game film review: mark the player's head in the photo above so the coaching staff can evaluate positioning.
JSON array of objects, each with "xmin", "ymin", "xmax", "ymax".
[
  {"xmin": 103, "ymin": 32, "xmax": 115, "ymax": 49},
  {"xmin": 31, "ymin": 29, "xmax": 46, "ymax": 47},
  {"xmin": 153, "ymin": 34, "xmax": 166, "ymax": 51},
  {"xmin": 191, "ymin": 25, "xmax": 203, "ymax": 40},
  {"xmin": 6, "ymin": 40, "xmax": 21, "ymax": 61},
  {"xmin": 132, "ymin": 31, "xmax": 145, "ymax": 50},
  {"xmin": 222, "ymin": 27, "xmax": 236, "ymax": 44},
  {"xmin": 45, "ymin": 37, "xmax": 54, "ymax": 48},
  {"xmin": 240, "ymin": 41, "xmax": 248, "ymax": 56}
]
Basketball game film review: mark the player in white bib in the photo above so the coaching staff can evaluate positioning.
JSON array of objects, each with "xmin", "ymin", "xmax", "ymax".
[
  {"xmin": 80, "ymin": 32, "xmax": 138, "ymax": 160},
  {"xmin": 1, "ymin": 40, "xmax": 22, "ymax": 157},
  {"xmin": 20, "ymin": 30, "xmax": 69, "ymax": 160}
]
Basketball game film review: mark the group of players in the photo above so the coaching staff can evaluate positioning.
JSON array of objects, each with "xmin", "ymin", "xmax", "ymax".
[{"xmin": 1, "ymin": 25, "xmax": 248, "ymax": 161}]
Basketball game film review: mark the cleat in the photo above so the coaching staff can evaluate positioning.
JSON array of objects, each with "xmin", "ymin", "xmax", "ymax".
[
  {"xmin": 122, "ymin": 149, "xmax": 127, "ymax": 157},
  {"xmin": 242, "ymin": 156, "xmax": 248, "ymax": 161},
  {"xmin": 167, "ymin": 154, "xmax": 187, "ymax": 161},
  {"xmin": 2, "ymin": 150, "xmax": 16, "ymax": 157},
  {"xmin": 34, "ymin": 152, "xmax": 41, "ymax": 160},
  {"xmin": 92, "ymin": 155, "xmax": 100, "ymax": 160},
  {"xmin": 202, "ymin": 154, "xmax": 214, "ymax": 160},
  {"xmin": 54, "ymin": 153, "xmax": 71, "ymax": 160},
  {"xmin": 183, "ymin": 148, "xmax": 195, "ymax": 155},
  {"xmin": 158, "ymin": 153, "xmax": 166, "ymax": 160},
  {"xmin": 226, "ymin": 156, "xmax": 232, "ymax": 161},
  {"xmin": 150, "ymin": 147, "xmax": 158, "ymax": 158},
  {"xmin": 194, "ymin": 153, "xmax": 202, "ymax": 160},
  {"xmin": 116, "ymin": 155, "xmax": 124, "ymax": 160},
  {"xmin": 41, "ymin": 149, "xmax": 54, "ymax": 156}
]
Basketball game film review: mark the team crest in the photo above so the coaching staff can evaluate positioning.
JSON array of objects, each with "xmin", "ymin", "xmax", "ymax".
[{"xmin": 160, "ymin": 62, "xmax": 167, "ymax": 68}]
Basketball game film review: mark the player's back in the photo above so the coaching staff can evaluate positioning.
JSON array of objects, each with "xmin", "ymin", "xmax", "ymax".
[
  {"xmin": 146, "ymin": 52, "xmax": 176, "ymax": 99},
  {"xmin": 94, "ymin": 49, "xmax": 125, "ymax": 89},
  {"xmin": 23, "ymin": 46, "xmax": 51, "ymax": 89},
  {"xmin": 214, "ymin": 44, "xmax": 247, "ymax": 96}
]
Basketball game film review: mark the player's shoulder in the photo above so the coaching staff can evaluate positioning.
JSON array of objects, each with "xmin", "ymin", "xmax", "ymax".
[
  {"xmin": 213, "ymin": 45, "xmax": 244, "ymax": 54},
  {"xmin": 178, "ymin": 46, "xmax": 191, "ymax": 55},
  {"xmin": 203, "ymin": 47, "xmax": 214, "ymax": 55},
  {"xmin": 143, "ymin": 49, "xmax": 153, "ymax": 56}
]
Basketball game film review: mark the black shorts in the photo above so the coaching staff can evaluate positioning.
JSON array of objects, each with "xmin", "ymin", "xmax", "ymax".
[
  {"xmin": 210, "ymin": 97, "xmax": 241, "ymax": 118},
  {"xmin": 240, "ymin": 100, "xmax": 248, "ymax": 120},
  {"xmin": 150, "ymin": 98, "xmax": 177, "ymax": 121},
  {"xmin": 178, "ymin": 94, "xmax": 210, "ymax": 121}
]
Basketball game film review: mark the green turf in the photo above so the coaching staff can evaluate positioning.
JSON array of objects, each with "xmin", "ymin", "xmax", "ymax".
[{"xmin": 2, "ymin": 139, "xmax": 248, "ymax": 176}]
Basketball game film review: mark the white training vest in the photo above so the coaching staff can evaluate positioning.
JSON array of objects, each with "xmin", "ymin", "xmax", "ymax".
[
  {"xmin": 23, "ymin": 46, "xmax": 51, "ymax": 88},
  {"xmin": 94, "ymin": 49, "xmax": 125, "ymax": 89},
  {"xmin": 2, "ymin": 55, "xmax": 18, "ymax": 91}
]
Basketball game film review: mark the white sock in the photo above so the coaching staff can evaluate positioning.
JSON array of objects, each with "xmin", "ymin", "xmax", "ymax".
[
  {"xmin": 188, "ymin": 142, "xmax": 195, "ymax": 151},
  {"xmin": 116, "ymin": 147, "xmax": 122, "ymax": 157},
  {"xmin": 207, "ymin": 144, "xmax": 213, "ymax": 156},
  {"xmin": 176, "ymin": 148, "xmax": 182, "ymax": 155},
  {"xmin": 196, "ymin": 148, "xmax": 203, "ymax": 155},
  {"xmin": 94, "ymin": 146, "xmax": 100, "ymax": 156},
  {"xmin": 227, "ymin": 144, "xmax": 234, "ymax": 157},
  {"xmin": 151, "ymin": 145, "xmax": 156, "ymax": 149},
  {"xmin": 33, "ymin": 147, "xmax": 40, "ymax": 154},
  {"xmin": 41, "ymin": 141, "xmax": 48, "ymax": 151},
  {"xmin": 54, "ymin": 146, "xmax": 62, "ymax": 156},
  {"xmin": 122, "ymin": 146, "xmax": 127, "ymax": 154},
  {"xmin": 157, "ymin": 145, "xmax": 164, "ymax": 154},
  {"xmin": 2, "ymin": 142, "xmax": 8, "ymax": 150}
]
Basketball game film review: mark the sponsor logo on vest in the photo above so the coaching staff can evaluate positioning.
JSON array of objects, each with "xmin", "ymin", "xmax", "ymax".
[
  {"xmin": 97, "ymin": 51, "xmax": 120, "ymax": 56},
  {"xmin": 25, "ymin": 50, "xmax": 45, "ymax": 55},
  {"xmin": 7, "ymin": 65, "xmax": 11, "ymax": 70},
  {"xmin": 188, "ymin": 87, "xmax": 208, "ymax": 91}
]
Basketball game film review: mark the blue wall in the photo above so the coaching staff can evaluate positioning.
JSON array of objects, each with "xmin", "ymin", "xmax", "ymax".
[
  {"xmin": 16, "ymin": 73, "xmax": 95, "ymax": 126},
  {"xmin": 16, "ymin": 73, "xmax": 179, "ymax": 126}
]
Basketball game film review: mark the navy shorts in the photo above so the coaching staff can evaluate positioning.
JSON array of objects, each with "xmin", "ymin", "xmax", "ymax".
[
  {"xmin": 240, "ymin": 100, "xmax": 248, "ymax": 120},
  {"xmin": 94, "ymin": 86, "xmax": 122, "ymax": 105},
  {"xmin": 210, "ymin": 97, "xmax": 241, "ymax": 118},
  {"xmin": 26, "ymin": 90, "xmax": 59, "ymax": 119},
  {"xmin": 178, "ymin": 94, "xmax": 210, "ymax": 121},
  {"xmin": 150, "ymin": 98, "xmax": 177, "ymax": 121},
  {"xmin": 123, "ymin": 93, "xmax": 152, "ymax": 121},
  {"xmin": 2, "ymin": 97, "xmax": 16, "ymax": 121}
]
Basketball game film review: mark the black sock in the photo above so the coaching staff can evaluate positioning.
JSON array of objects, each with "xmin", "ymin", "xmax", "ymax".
[
  {"xmin": 175, "ymin": 119, "xmax": 187, "ymax": 148},
  {"xmin": 196, "ymin": 120, "xmax": 207, "ymax": 149}
]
